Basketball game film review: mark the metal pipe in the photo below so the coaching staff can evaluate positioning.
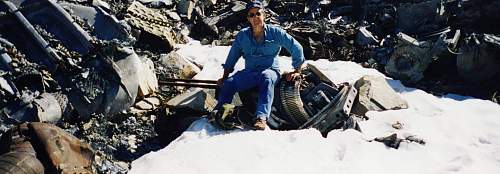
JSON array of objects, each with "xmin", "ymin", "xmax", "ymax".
[
  {"xmin": 162, "ymin": 78, "xmax": 217, "ymax": 84},
  {"xmin": 0, "ymin": 0, "xmax": 61, "ymax": 72},
  {"xmin": 158, "ymin": 81, "xmax": 218, "ymax": 89}
]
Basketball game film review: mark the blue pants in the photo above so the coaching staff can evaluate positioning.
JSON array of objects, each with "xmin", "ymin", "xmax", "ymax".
[{"xmin": 216, "ymin": 69, "xmax": 280, "ymax": 120}]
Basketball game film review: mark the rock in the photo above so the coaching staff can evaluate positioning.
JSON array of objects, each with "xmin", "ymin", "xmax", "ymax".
[
  {"xmin": 127, "ymin": 135, "xmax": 137, "ymax": 152},
  {"xmin": 351, "ymin": 75, "xmax": 409, "ymax": 116},
  {"xmin": 231, "ymin": 1, "xmax": 246, "ymax": 12},
  {"xmin": 137, "ymin": 56, "xmax": 158, "ymax": 97},
  {"xmin": 166, "ymin": 88, "xmax": 216, "ymax": 114},
  {"xmin": 83, "ymin": 120, "xmax": 93, "ymax": 131},
  {"xmin": 177, "ymin": 0, "xmax": 196, "ymax": 20},
  {"xmin": 159, "ymin": 51, "xmax": 201, "ymax": 79},
  {"xmin": 135, "ymin": 100, "xmax": 153, "ymax": 110},
  {"xmin": 166, "ymin": 11, "xmax": 181, "ymax": 21},
  {"xmin": 128, "ymin": 107, "xmax": 147, "ymax": 116},
  {"xmin": 92, "ymin": 0, "xmax": 111, "ymax": 11},
  {"xmin": 114, "ymin": 161, "xmax": 130, "ymax": 172},
  {"xmin": 134, "ymin": 96, "xmax": 160, "ymax": 110},
  {"xmin": 0, "ymin": 76, "xmax": 15, "ymax": 95},
  {"xmin": 392, "ymin": 121, "xmax": 403, "ymax": 129},
  {"xmin": 137, "ymin": 0, "xmax": 174, "ymax": 8},
  {"xmin": 144, "ymin": 97, "xmax": 161, "ymax": 107}
]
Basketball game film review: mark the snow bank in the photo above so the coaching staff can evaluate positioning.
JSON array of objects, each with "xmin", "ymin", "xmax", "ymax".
[{"xmin": 130, "ymin": 42, "xmax": 500, "ymax": 174}]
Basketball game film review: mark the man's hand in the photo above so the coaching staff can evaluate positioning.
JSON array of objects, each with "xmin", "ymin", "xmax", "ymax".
[
  {"xmin": 286, "ymin": 69, "xmax": 301, "ymax": 81},
  {"xmin": 218, "ymin": 69, "xmax": 232, "ymax": 86},
  {"xmin": 217, "ymin": 77, "xmax": 226, "ymax": 86}
]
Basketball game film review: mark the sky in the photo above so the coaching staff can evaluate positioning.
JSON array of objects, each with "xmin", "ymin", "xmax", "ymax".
[{"xmin": 130, "ymin": 40, "xmax": 500, "ymax": 174}]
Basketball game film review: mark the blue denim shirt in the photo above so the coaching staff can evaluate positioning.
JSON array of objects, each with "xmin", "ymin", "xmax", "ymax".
[{"xmin": 222, "ymin": 24, "xmax": 305, "ymax": 73}]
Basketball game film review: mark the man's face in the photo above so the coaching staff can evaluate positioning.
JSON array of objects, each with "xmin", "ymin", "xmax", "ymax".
[{"xmin": 247, "ymin": 8, "xmax": 265, "ymax": 29}]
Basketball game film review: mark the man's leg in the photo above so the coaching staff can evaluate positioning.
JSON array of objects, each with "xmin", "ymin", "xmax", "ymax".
[
  {"xmin": 215, "ymin": 70, "xmax": 258, "ymax": 110},
  {"xmin": 254, "ymin": 69, "xmax": 280, "ymax": 120}
]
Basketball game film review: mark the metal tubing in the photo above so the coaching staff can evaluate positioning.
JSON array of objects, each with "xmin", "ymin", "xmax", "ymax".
[
  {"xmin": 158, "ymin": 81, "xmax": 218, "ymax": 89},
  {"xmin": 162, "ymin": 78, "xmax": 217, "ymax": 84},
  {"xmin": 0, "ymin": 0, "xmax": 61, "ymax": 72}
]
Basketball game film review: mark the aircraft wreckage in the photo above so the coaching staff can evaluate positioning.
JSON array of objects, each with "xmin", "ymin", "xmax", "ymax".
[
  {"xmin": 0, "ymin": 0, "xmax": 498, "ymax": 173},
  {"xmin": 163, "ymin": 63, "xmax": 407, "ymax": 137}
]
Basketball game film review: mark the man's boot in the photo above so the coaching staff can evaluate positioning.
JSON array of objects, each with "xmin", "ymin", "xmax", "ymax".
[{"xmin": 253, "ymin": 118, "xmax": 267, "ymax": 130}]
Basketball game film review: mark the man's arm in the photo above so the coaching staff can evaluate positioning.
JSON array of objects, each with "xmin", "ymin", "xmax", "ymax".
[
  {"xmin": 275, "ymin": 27, "xmax": 305, "ymax": 80},
  {"xmin": 219, "ymin": 33, "xmax": 243, "ymax": 85}
]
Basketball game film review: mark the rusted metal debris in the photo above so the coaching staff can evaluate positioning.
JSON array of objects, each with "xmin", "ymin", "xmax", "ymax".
[
  {"xmin": 0, "ymin": 0, "xmax": 499, "ymax": 173},
  {"xmin": 30, "ymin": 122, "xmax": 94, "ymax": 173},
  {"xmin": 373, "ymin": 133, "xmax": 426, "ymax": 149},
  {"xmin": 126, "ymin": 1, "xmax": 178, "ymax": 52},
  {"xmin": 0, "ymin": 124, "xmax": 44, "ymax": 174},
  {"xmin": 0, "ymin": 123, "xmax": 94, "ymax": 174}
]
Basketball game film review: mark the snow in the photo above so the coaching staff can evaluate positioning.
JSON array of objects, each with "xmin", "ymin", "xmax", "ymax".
[{"xmin": 130, "ymin": 41, "xmax": 500, "ymax": 174}]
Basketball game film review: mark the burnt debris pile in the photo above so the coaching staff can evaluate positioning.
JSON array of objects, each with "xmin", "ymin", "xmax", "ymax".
[{"xmin": 0, "ymin": 0, "xmax": 499, "ymax": 173}]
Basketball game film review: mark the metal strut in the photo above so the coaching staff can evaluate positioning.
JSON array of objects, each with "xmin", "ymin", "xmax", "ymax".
[{"xmin": 159, "ymin": 78, "xmax": 218, "ymax": 89}]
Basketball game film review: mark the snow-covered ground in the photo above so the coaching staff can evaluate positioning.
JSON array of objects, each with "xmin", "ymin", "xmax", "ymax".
[{"xmin": 130, "ymin": 40, "xmax": 500, "ymax": 174}]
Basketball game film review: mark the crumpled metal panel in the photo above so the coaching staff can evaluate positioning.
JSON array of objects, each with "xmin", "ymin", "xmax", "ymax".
[
  {"xmin": 457, "ymin": 34, "xmax": 500, "ymax": 83},
  {"xmin": 67, "ymin": 45, "xmax": 140, "ymax": 120},
  {"xmin": 29, "ymin": 122, "xmax": 93, "ymax": 174},
  {"xmin": 125, "ymin": 1, "xmax": 176, "ymax": 50},
  {"xmin": 0, "ymin": 124, "xmax": 35, "ymax": 155},
  {"xmin": 0, "ymin": 0, "xmax": 61, "ymax": 72},
  {"xmin": 0, "ymin": 124, "xmax": 44, "ymax": 174},
  {"xmin": 396, "ymin": 0, "xmax": 445, "ymax": 35},
  {"xmin": 385, "ymin": 32, "xmax": 433, "ymax": 83},
  {"xmin": 300, "ymin": 85, "xmax": 358, "ymax": 137},
  {"xmin": 0, "ymin": 92, "xmax": 65, "ymax": 123},
  {"xmin": 102, "ymin": 46, "xmax": 140, "ymax": 116},
  {"xmin": 32, "ymin": 93, "xmax": 63, "ymax": 123},
  {"xmin": 59, "ymin": 2, "xmax": 132, "ymax": 42},
  {"xmin": 0, "ymin": 152, "xmax": 45, "ymax": 174},
  {"xmin": 18, "ymin": 0, "xmax": 93, "ymax": 54}
]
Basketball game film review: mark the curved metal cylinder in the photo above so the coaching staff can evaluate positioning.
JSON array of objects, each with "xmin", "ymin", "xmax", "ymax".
[{"xmin": 0, "ymin": 152, "xmax": 45, "ymax": 174}]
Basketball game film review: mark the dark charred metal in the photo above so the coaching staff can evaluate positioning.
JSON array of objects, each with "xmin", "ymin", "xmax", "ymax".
[
  {"xmin": 237, "ymin": 64, "xmax": 358, "ymax": 134},
  {"xmin": 0, "ymin": 0, "xmax": 499, "ymax": 172},
  {"xmin": 0, "ymin": 0, "xmax": 62, "ymax": 72}
]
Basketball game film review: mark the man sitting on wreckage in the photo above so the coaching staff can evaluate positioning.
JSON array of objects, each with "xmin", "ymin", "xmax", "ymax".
[{"xmin": 214, "ymin": 1, "xmax": 305, "ymax": 130}]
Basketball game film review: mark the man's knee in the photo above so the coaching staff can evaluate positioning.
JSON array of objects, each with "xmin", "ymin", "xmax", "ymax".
[
  {"xmin": 222, "ymin": 76, "xmax": 237, "ymax": 89},
  {"xmin": 261, "ymin": 69, "xmax": 279, "ymax": 83}
]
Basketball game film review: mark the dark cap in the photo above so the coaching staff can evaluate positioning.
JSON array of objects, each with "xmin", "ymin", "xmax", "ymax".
[{"xmin": 245, "ymin": 1, "xmax": 263, "ymax": 11}]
